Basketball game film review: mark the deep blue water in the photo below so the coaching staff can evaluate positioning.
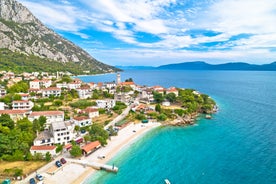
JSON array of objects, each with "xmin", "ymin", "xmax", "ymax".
[{"xmin": 80, "ymin": 70, "xmax": 276, "ymax": 184}]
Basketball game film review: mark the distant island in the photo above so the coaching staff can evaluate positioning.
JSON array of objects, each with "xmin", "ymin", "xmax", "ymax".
[{"xmin": 117, "ymin": 61, "xmax": 276, "ymax": 71}]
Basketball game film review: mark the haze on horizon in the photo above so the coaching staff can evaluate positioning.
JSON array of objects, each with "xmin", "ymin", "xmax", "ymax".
[{"xmin": 18, "ymin": 0, "xmax": 276, "ymax": 66}]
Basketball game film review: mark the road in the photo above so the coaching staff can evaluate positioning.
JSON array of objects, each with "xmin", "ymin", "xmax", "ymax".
[{"xmin": 104, "ymin": 105, "xmax": 132, "ymax": 129}]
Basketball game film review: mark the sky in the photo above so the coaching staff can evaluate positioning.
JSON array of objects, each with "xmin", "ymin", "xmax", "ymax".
[{"xmin": 18, "ymin": 0, "xmax": 276, "ymax": 66}]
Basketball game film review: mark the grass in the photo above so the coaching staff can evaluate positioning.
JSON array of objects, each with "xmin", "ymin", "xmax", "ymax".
[{"xmin": 0, "ymin": 161, "xmax": 46, "ymax": 179}]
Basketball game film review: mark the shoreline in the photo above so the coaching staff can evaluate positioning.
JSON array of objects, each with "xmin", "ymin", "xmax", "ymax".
[{"xmin": 41, "ymin": 122, "xmax": 161, "ymax": 184}]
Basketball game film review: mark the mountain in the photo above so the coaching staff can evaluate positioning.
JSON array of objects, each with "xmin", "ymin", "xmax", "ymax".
[
  {"xmin": 0, "ymin": 0, "xmax": 119, "ymax": 74},
  {"xmin": 157, "ymin": 61, "xmax": 276, "ymax": 71}
]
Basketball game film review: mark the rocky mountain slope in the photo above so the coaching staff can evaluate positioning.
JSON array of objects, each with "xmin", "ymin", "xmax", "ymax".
[{"xmin": 0, "ymin": 0, "xmax": 118, "ymax": 74}]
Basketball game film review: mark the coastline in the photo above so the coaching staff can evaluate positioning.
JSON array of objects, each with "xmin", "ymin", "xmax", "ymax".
[{"xmin": 41, "ymin": 122, "xmax": 161, "ymax": 184}]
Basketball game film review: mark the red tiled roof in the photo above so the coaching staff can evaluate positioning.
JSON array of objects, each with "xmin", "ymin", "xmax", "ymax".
[
  {"xmin": 29, "ymin": 111, "xmax": 64, "ymax": 117},
  {"xmin": 73, "ymin": 116, "xmax": 90, "ymax": 121},
  {"xmin": 120, "ymin": 82, "xmax": 135, "ymax": 85},
  {"xmin": 42, "ymin": 87, "xmax": 61, "ymax": 91},
  {"xmin": 82, "ymin": 141, "xmax": 101, "ymax": 153},
  {"xmin": 30, "ymin": 145, "xmax": 56, "ymax": 151},
  {"xmin": 12, "ymin": 100, "xmax": 30, "ymax": 103},
  {"xmin": 0, "ymin": 110, "xmax": 28, "ymax": 114},
  {"xmin": 85, "ymin": 107, "xmax": 98, "ymax": 113}
]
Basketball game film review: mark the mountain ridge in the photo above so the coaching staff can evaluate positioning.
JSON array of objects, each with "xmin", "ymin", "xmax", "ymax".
[
  {"xmin": 117, "ymin": 61, "xmax": 276, "ymax": 71},
  {"xmin": 0, "ymin": 0, "xmax": 119, "ymax": 74}
]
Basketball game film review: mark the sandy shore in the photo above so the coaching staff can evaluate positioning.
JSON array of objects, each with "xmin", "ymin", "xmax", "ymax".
[{"xmin": 37, "ymin": 122, "xmax": 160, "ymax": 184}]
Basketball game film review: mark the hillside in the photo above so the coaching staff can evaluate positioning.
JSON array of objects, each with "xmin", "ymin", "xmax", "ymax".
[{"xmin": 0, "ymin": 0, "xmax": 119, "ymax": 74}]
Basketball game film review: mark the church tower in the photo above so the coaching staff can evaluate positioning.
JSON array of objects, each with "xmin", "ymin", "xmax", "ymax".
[{"xmin": 116, "ymin": 73, "xmax": 121, "ymax": 84}]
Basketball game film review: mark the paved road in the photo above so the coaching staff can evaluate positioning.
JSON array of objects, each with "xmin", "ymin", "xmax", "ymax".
[{"xmin": 104, "ymin": 105, "xmax": 132, "ymax": 129}]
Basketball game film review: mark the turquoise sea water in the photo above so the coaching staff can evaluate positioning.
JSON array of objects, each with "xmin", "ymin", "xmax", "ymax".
[{"xmin": 79, "ymin": 70, "xmax": 276, "ymax": 184}]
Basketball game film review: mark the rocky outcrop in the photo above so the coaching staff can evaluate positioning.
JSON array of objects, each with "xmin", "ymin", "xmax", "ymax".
[{"xmin": 0, "ymin": 0, "xmax": 118, "ymax": 74}]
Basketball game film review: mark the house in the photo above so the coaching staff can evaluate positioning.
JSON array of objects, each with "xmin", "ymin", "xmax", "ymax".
[
  {"xmin": 68, "ymin": 82, "xmax": 81, "ymax": 90},
  {"xmin": 84, "ymin": 107, "xmax": 99, "ymax": 118},
  {"xmin": 76, "ymin": 86, "xmax": 92, "ymax": 99},
  {"xmin": 56, "ymin": 82, "xmax": 68, "ymax": 89},
  {"xmin": 19, "ymin": 93, "xmax": 30, "ymax": 100},
  {"xmin": 30, "ymin": 145, "xmax": 57, "ymax": 157},
  {"xmin": 0, "ymin": 110, "xmax": 28, "ymax": 121},
  {"xmin": 33, "ymin": 131, "xmax": 54, "ymax": 146},
  {"xmin": 12, "ymin": 100, "xmax": 34, "ymax": 110},
  {"xmin": 152, "ymin": 85, "xmax": 165, "ymax": 94},
  {"xmin": 41, "ymin": 87, "xmax": 61, "ymax": 97},
  {"xmin": 166, "ymin": 87, "xmax": 179, "ymax": 97},
  {"xmin": 105, "ymin": 82, "xmax": 116, "ymax": 89},
  {"xmin": 29, "ymin": 79, "xmax": 52, "ymax": 89},
  {"xmin": 50, "ymin": 121, "xmax": 75, "ymax": 145},
  {"xmin": 81, "ymin": 141, "xmax": 101, "ymax": 156},
  {"xmin": 96, "ymin": 99, "xmax": 116, "ymax": 109},
  {"xmin": 73, "ymin": 116, "xmax": 92, "ymax": 127},
  {"xmin": 119, "ymin": 81, "xmax": 136, "ymax": 89},
  {"xmin": 115, "ymin": 92, "xmax": 132, "ymax": 104},
  {"xmin": 28, "ymin": 111, "xmax": 64, "ymax": 127}
]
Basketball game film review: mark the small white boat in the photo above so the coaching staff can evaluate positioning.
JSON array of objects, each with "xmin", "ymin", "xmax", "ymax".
[{"xmin": 164, "ymin": 179, "xmax": 171, "ymax": 184}]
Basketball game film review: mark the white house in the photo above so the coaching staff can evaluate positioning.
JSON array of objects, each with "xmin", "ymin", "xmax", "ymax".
[
  {"xmin": 12, "ymin": 100, "xmax": 34, "ymax": 110},
  {"xmin": 84, "ymin": 107, "xmax": 99, "ymax": 118},
  {"xmin": 68, "ymin": 82, "xmax": 81, "ymax": 90},
  {"xmin": 28, "ymin": 111, "xmax": 64, "ymax": 127},
  {"xmin": 50, "ymin": 121, "xmax": 75, "ymax": 145},
  {"xmin": 30, "ymin": 145, "xmax": 57, "ymax": 157},
  {"xmin": 29, "ymin": 79, "xmax": 52, "ymax": 89},
  {"xmin": 33, "ymin": 131, "xmax": 54, "ymax": 146},
  {"xmin": 76, "ymin": 86, "xmax": 92, "ymax": 99},
  {"xmin": 166, "ymin": 87, "xmax": 179, "ymax": 97},
  {"xmin": 73, "ymin": 116, "xmax": 92, "ymax": 127},
  {"xmin": 56, "ymin": 82, "xmax": 68, "ymax": 89},
  {"xmin": 42, "ymin": 87, "xmax": 61, "ymax": 97},
  {"xmin": 0, "ymin": 110, "xmax": 28, "ymax": 121},
  {"xmin": 96, "ymin": 99, "xmax": 116, "ymax": 109}
]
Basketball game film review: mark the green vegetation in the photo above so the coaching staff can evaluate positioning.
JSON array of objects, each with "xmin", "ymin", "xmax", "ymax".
[
  {"xmin": 7, "ymin": 81, "xmax": 29, "ymax": 94},
  {"xmin": 88, "ymin": 123, "xmax": 109, "ymax": 146},
  {"xmin": 112, "ymin": 101, "xmax": 127, "ymax": 114},
  {"xmin": 69, "ymin": 99, "xmax": 96, "ymax": 109},
  {"xmin": 92, "ymin": 89, "xmax": 113, "ymax": 99},
  {"xmin": 0, "ymin": 117, "xmax": 36, "ymax": 161},
  {"xmin": 0, "ymin": 48, "xmax": 118, "ymax": 75},
  {"xmin": 69, "ymin": 142, "xmax": 82, "ymax": 158}
]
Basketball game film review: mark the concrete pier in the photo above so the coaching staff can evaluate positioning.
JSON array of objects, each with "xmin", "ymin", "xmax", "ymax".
[{"xmin": 68, "ymin": 159, "xmax": 119, "ymax": 173}]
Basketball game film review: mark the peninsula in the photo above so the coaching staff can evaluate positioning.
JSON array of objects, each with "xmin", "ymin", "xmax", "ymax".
[{"xmin": 0, "ymin": 71, "xmax": 216, "ymax": 184}]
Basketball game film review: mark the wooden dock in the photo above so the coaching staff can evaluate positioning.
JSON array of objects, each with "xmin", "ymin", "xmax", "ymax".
[{"xmin": 68, "ymin": 159, "xmax": 118, "ymax": 173}]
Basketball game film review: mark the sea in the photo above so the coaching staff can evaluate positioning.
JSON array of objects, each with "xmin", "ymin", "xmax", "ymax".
[{"xmin": 78, "ymin": 70, "xmax": 276, "ymax": 184}]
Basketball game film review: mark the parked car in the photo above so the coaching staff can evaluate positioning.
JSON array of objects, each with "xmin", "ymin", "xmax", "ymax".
[
  {"xmin": 55, "ymin": 160, "xmax": 62, "ymax": 167},
  {"xmin": 29, "ymin": 178, "xmax": 36, "ymax": 184},
  {"xmin": 35, "ymin": 174, "xmax": 43, "ymax": 181},
  {"xmin": 60, "ymin": 158, "xmax": 67, "ymax": 164}
]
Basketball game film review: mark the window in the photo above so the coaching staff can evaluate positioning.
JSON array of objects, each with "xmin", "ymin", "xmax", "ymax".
[{"xmin": 58, "ymin": 138, "xmax": 60, "ymax": 141}]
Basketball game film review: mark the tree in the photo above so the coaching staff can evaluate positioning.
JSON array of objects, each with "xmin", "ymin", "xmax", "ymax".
[
  {"xmin": 166, "ymin": 93, "xmax": 176, "ymax": 103},
  {"xmin": 38, "ymin": 116, "xmax": 47, "ymax": 131},
  {"xmin": 55, "ymin": 144, "xmax": 63, "ymax": 153},
  {"xmin": 70, "ymin": 145, "xmax": 82, "ymax": 157},
  {"xmin": 0, "ymin": 114, "xmax": 14, "ymax": 130},
  {"xmin": 125, "ymin": 78, "xmax": 133, "ymax": 82},
  {"xmin": 16, "ymin": 118, "xmax": 33, "ymax": 132},
  {"xmin": 155, "ymin": 104, "xmax": 161, "ymax": 113},
  {"xmin": 153, "ymin": 92, "xmax": 164, "ymax": 103},
  {"xmin": 157, "ymin": 113, "xmax": 167, "ymax": 121},
  {"xmin": 45, "ymin": 152, "xmax": 51, "ymax": 162},
  {"xmin": 7, "ymin": 81, "xmax": 28, "ymax": 93}
]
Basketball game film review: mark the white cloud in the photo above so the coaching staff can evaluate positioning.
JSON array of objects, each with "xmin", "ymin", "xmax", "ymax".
[{"xmin": 18, "ymin": 0, "xmax": 276, "ymax": 64}]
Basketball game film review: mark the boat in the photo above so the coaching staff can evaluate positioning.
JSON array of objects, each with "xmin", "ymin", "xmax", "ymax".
[
  {"xmin": 164, "ymin": 179, "xmax": 171, "ymax": 184},
  {"xmin": 205, "ymin": 114, "xmax": 212, "ymax": 119}
]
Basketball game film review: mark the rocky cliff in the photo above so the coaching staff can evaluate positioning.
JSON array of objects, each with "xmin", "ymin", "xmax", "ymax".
[{"xmin": 0, "ymin": 0, "xmax": 118, "ymax": 74}]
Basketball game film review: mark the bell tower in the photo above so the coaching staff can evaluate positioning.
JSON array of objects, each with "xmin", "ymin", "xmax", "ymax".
[{"xmin": 116, "ymin": 73, "xmax": 121, "ymax": 84}]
